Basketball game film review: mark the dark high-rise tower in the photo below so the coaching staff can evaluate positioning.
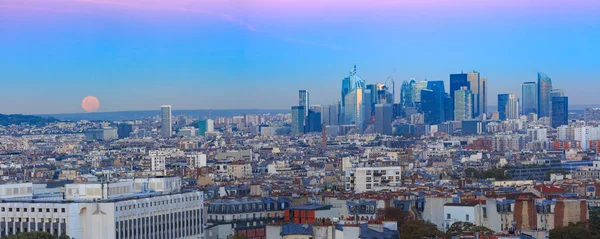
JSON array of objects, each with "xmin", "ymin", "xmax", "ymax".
[
  {"xmin": 375, "ymin": 103, "xmax": 393, "ymax": 135},
  {"xmin": 421, "ymin": 80, "xmax": 446, "ymax": 124},
  {"xmin": 450, "ymin": 73, "xmax": 470, "ymax": 99},
  {"xmin": 537, "ymin": 72, "xmax": 553, "ymax": 118},
  {"xmin": 522, "ymin": 82, "xmax": 537, "ymax": 115},
  {"xmin": 551, "ymin": 96, "xmax": 568, "ymax": 128}
]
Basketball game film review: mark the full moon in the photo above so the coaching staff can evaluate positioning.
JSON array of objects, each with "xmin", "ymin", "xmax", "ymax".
[{"xmin": 82, "ymin": 96, "xmax": 100, "ymax": 112}]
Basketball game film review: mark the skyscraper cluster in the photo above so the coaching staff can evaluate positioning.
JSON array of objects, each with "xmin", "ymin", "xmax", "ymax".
[{"xmin": 291, "ymin": 67, "xmax": 570, "ymax": 136}]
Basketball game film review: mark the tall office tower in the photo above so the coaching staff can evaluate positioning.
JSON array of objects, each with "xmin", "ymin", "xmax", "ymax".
[
  {"xmin": 522, "ymin": 82, "xmax": 538, "ymax": 115},
  {"xmin": 375, "ymin": 104, "xmax": 393, "ymax": 135},
  {"xmin": 552, "ymin": 96, "xmax": 568, "ymax": 128},
  {"xmin": 481, "ymin": 77, "xmax": 487, "ymax": 115},
  {"xmin": 498, "ymin": 94, "xmax": 520, "ymax": 120},
  {"xmin": 366, "ymin": 84, "xmax": 378, "ymax": 115},
  {"xmin": 363, "ymin": 88, "xmax": 373, "ymax": 117},
  {"xmin": 409, "ymin": 79, "xmax": 428, "ymax": 107},
  {"xmin": 307, "ymin": 109, "xmax": 322, "ymax": 133},
  {"xmin": 291, "ymin": 106, "xmax": 305, "ymax": 134},
  {"xmin": 197, "ymin": 119, "xmax": 214, "ymax": 136},
  {"xmin": 323, "ymin": 103, "xmax": 340, "ymax": 126},
  {"xmin": 421, "ymin": 81, "xmax": 445, "ymax": 124},
  {"xmin": 160, "ymin": 105, "xmax": 172, "ymax": 138},
  {"xmin": 444, "ymin": 94, "xmax": 454, "ymax": 121},
  {"xmin": 467, "ymin": 71, "xmax": 486, "ymax": 117},
  {"xmin": 454, "ymin": 86, "xmax": 473, "ymax": 121},
  {"xmin": 549, "ymin": 89, "xmax": 564, "ymax": 117},
  {"xmin": 400, "ymin": 80, "xmax": 413, "ymax": 107},
  {"xmin": 341, "ymin": 65, "xmax": 366, "ymax": 130},
  {"xmin": 450, "ymin": 73, "xmax": 470, "ymax": 99},
  {"xmin": 299, "ymin": 89, "xmax": 309, "ymax": 131},
  {"xmin": 421, "ymin": 90, "xmax": 438, "ymax": 124},
  {"xmin": 537, "ymin": 72, "xmax": 553, "ymax": 117}
]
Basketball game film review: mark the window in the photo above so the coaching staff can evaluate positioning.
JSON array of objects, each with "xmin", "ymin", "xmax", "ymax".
[
  {"xmin": 54, "ymin": 208, "xmax": 58, "ymax": 213},
  {"xmin": 447, "ymin": 214, "xmax": 451, "ymax": 219},
  {"xmin": 466, "ymin": 214, "xmax": 469, "ymax": 221}
]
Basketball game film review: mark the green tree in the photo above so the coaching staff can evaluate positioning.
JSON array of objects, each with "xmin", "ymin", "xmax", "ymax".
[
  {"xmin": 227, "ymin": 233, "xmax": 249, "ymax": 239},
  {"xmin": 549, "ymin": 222, "xmax": 594, "ymax": 239},
  {"xmin": 445, "ymin": 222, "xmax": 493, "ymax": 238},
  {"xmin": 377, "ymin": 208, "xmax": 443, "ymax": 239}
]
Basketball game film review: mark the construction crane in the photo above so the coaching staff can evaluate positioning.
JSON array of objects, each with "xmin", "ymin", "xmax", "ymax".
[{"xmin": 383, "ymin": 69, "xmax": 396, "ymax": 103}]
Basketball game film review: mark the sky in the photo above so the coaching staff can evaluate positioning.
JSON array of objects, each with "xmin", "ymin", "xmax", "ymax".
[{"xmin": 0, "ymin": 0, "xmax": 599, "ymax": 114}]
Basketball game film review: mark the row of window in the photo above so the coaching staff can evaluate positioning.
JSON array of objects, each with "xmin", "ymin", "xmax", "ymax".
[
  {"xmin": 116, "ymin": 196, "xmax": 201, "ymax": 212},
  {"xmin": 116, "ymin": 209, "xmax": 202, "ymax": 239},
  {"xmin": 208, "ymin": 212, "xmax": 280, "ymax": 221},
  {"xmin": 1, "ymin": 207, "xmax": 65, "ymax": 213},
  {"xmin": 2, "ymin": 227, "xmax": 64, "ymax": 237},
  {"xmin": 0, "ymin": 218, "xmax": 65, "ymax": 223}
]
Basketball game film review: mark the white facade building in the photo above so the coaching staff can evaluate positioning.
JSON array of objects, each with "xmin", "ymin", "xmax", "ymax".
[
  {"xmin": 0, "ymin": 177, "xmax": 204, "ymax": 239},
  {"xmin": 186, "ymin": 153, "xmax": 207, "ymax": 168},
  {"xmin": 443, "ymin": 203, "xmax": 485, "ymax": 231},
  {"xmin": 345, "ymin": 166, "xmax": 401, "ymax": 193}
]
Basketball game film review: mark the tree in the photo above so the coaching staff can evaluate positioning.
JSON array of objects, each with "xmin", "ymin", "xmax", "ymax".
[
  {"xmin": 377, "ymin": 207, "xmax": 443, "ymax": 239},
  {"xmin": 400, "ymin": 219, "xmax": 444, "ymax": 239},
  {"xmin": 227, "ymin": 233, "xmax": 249, "ymax": 239},
  {"xmin": 549, "ymin": 222, "xmax": 594, "ymax": 239},
  {"xmin": 3, "ymin": 231, "xmax": 72, "ymax": 239},
  {"xmin": 445, "ymin": 222, "xmax": 493, "ymax": 238}
]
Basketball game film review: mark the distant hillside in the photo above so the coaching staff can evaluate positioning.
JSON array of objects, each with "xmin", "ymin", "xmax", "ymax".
[
  {"xmin": 0, "ymin": 114, "xmax": 59, "ymax": 127},
  {"xmin": 37, "ymin": 109, "xmax": 289, "ymax": 121}
]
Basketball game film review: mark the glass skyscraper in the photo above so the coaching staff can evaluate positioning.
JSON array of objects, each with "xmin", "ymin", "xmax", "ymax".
[
  {"xmin": 410, "ymin": 79, "xmax": 428, "ymax": 107},
  {"xmin": 375, "ymin": 103, "xmax": 393, "ymax": 135},
  {"xmin": 537, "ymin": 72, "xmax": 553, "ymax": 118},
  {"xmin": 341, "ymin": 65, "xmax": 366, "ymax": 130},
  {"xmin": 466, "ymin": 71, "xmax": 487, "ymax": 117},
  {"xmin": 400, "ymin": 80, "xmax": 412, "ymax": 108},
  {"xmin": 291, "ymin": 106, "xmax": 305, "ymax": 134},
  {"xmin": 522, "ymin": 82, "xmax": 537, "ymax": 115},
  {"xmin": 498, "ymin": 94, "xmax": 520, "ymax": 120},
  {"xmin": 421, "ymin": 80, "xmax": 445, "ymax": 124},
  {"xmin": 450, "ymin": 73, "xmax": 470, "ymax": 99},
  {"xmin": 454, "ymin": 86, "xmax": 473, "ymax": 121},
  {"xmin": 551, "ymin": 96, "xmax": 568, "ymax": 128}
]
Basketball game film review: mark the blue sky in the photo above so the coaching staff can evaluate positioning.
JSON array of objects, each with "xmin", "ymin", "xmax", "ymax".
[{"xmin": 0, "ymin": 0, "xmax": 599, "ymax": 114}]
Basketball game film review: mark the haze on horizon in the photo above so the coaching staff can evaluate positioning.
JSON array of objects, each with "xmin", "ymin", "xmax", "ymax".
[{"xmin": 1, "ymin": 0, "xmax": 599, "ymax": 115}]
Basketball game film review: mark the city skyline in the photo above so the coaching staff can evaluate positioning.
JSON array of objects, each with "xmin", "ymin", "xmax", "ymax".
[{"xmin": 1, "ymin": 0, "xmax": 599, "ymax": 114}]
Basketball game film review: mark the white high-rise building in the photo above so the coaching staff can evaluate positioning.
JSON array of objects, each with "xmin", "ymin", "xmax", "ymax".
[
  {"xmin": 345, "ymin": 166, "xmax": 402, "ymax": 193},
  {"xmin": 148, "ymin": 150, "xmax": 166, "ymax": 172},
  {"xmin": 160, "ymin": 105, "xmax": 172, "ymax": 138}
]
